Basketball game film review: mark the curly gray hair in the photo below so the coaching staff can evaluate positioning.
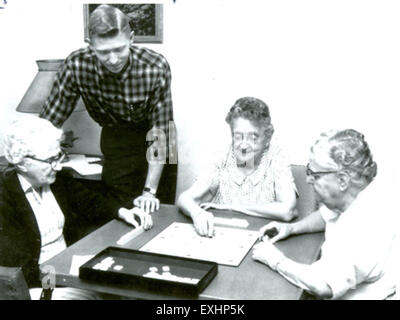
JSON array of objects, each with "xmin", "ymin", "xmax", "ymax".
[
  {"xmin": 225, "ymin": 97, "xmax": 274, "ymax": 139},
  {"xmin": 3, "ymin": 117, "xmax": 63, "ymax": 166},
  {"xmin": 312, "ymin": 129, "xmax": 377, "ymax": 187}
]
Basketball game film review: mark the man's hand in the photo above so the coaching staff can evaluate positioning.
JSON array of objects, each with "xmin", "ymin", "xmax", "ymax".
[
  {"xmin": 192, "ymin": 208, "xmax": 215, "ymax": 238},
  {"xmin": 118, "ymin": 207, "xmax": 153, "ymax": 230},
  {"xmin": 252, "ymin": 240, "xmax": 285, "ymax": 271},
  {"xmin": 258, "ymin": 221, "xmax": 293, "ymax": 243},
  {"xmin": 133, "ymin": 192, "xmax": 160, "ymax": 214},
  {"xmin": 200, "ymin": 202, "xmax": 231, "ymax": 211}
]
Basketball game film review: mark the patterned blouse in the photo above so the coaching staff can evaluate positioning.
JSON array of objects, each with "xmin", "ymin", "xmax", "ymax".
[{"xmin": 199, "ymin": 139, "xmax": 297, "ymax": 205}]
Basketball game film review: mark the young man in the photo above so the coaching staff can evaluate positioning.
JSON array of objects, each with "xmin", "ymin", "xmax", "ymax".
[
  {"xmin": 0, "ymin": 117, "xmax": 151, "ymax": 299},
  {"xmin": 39, "ymin": 4, "xmax": 177, "ymax": 213}
]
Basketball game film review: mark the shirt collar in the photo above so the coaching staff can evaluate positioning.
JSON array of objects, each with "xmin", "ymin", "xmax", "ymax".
[
  {"xmin": 17, "ymin": 173, "xmax": 34, "ymax": 193},
  {"xmin": 17, "ymin": 173, "xmax": 48, "ymax": 195}
]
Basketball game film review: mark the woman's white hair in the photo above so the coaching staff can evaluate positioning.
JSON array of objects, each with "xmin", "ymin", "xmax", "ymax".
[{"xmin": 3, "ymin": 116, "xmax": 63, "ymax": 165}]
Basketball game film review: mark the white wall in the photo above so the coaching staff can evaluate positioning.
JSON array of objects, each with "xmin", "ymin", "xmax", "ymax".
[{"xmin": 1, "ymin": 0, "xmax": 399, "ymax": 198}]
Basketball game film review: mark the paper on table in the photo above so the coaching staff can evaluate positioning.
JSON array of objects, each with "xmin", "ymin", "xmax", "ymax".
[
  {"xmin": 85, "ymin": 156, "xmax": 102, "ymax": 163},
  {"xmin": 62, "ymin": 154, "xmax": 103, "ymax": 175},
  {"xmin": 65, "ymin": 154, "xmax": 86, "ymax": 161},
  {"xmin": 140, "ymin": 222, "xmax": 259, "ymax": 266},
  {"xmin": 69, "ymin": 255, "xmax": 95, "ymax": 276}
]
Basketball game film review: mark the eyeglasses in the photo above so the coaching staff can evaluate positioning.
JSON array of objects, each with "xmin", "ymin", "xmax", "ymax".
[
  {"xmin": 26, "ymin": 151, "xmax": 66, "ymax": 170},
  {"xmin": 233, "ymin": 133, "xmax": 260, "ymax": 144},
  {"xmin": 306, "ymin": 163, "xmax": 338, "ymax": 178}
]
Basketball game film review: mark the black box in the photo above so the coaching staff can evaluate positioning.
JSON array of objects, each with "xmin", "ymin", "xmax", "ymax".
[{"xmin": 79, "ymin": 247, "xmax": 218, "ymax": 297}]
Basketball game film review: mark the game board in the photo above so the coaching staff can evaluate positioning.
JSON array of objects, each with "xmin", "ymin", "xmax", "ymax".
[
  {"xmin": 140, "ymin": 222, "xmax": 259, "ymax": 266},
  {"xmin": 79, "ymin": 247, "xmax": 218, "ymax": 295}
]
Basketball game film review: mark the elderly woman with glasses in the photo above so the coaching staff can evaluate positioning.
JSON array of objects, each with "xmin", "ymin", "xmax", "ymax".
[
  {"xmin": 253, "ymin": 129, "xmax": 397, "ymax": 299},
  {"xmin": 178, "ymin": 97, "xmax": 298, "ymax": 237},
  {"xmin": 0, "ymin": 117, "xmax": 152, "ymax": 299}
]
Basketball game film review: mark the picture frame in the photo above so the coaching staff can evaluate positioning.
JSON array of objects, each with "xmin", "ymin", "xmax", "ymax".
[{"xmin": 83, "ymin": 3, "xmax": 163, "ymax": 43}]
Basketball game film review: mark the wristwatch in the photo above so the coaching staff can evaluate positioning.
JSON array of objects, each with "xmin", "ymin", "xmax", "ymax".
[{"xmin": 143, "ymin": 187, "xmax": 157, "ymax": 196}]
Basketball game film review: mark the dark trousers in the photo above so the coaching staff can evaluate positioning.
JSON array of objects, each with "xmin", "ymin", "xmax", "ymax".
[{"xmin": 100, "ymin": 124, "xmax": 177, "ymax": 208}]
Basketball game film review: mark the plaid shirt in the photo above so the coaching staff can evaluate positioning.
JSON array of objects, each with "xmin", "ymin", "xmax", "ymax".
[{"xmin": 39, "ymin": 46, "xmax": 173, "ymax": 134}]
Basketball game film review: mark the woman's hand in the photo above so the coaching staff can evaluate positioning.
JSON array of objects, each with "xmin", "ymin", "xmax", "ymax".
[
  {"xmin": 118, "ymin": 207, "xmax": 153, "ymax": 230},
  {"xmin": 200, "ymin": 202, "xmax": 231, "ymax": 211},
  {"xmin": 192, "ymin": 209, "xmax": 215, "ymax": 237},
  {"xmin": 258, "ymin": 221, "xmax": 293, "ymax": 243}
]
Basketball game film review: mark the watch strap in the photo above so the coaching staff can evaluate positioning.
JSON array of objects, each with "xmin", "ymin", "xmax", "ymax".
[{"xmin": 143, "ymin": 187, "xmax": 157, "ymax": 195}]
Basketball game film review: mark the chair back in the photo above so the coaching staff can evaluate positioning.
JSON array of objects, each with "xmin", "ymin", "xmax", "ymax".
[{"xmin": 291, "ymin": 164, "xmax": 317, "ymax": 217}]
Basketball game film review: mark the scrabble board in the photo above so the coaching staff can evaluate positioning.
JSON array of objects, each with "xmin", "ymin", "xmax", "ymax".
[{"xmin": 140, "ymin": 222, "xmax": 259, "ymax": 266}]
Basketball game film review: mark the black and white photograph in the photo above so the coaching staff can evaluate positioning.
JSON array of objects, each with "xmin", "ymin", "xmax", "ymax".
[{"xmin": 0, "ymin": 0, "xmax": 399, "ymax": 307}]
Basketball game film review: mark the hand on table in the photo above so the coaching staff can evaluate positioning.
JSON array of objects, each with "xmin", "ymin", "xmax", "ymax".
[
  {"xmin": 252, "ymin": 239, "xmax": 285, "ymax": 271},
  {"xmin": 118, "ymin": 207, "xmax": 153, "ymax": 230},
  {"xmin": 192, "ymin": 208, "xmax": 215, "ymax": 238},
  {"xmin": 258, "ymin": 221, "xmax": 293, "ymax": 243},
  {"xmin": 200, "ymin": 202, "xmax": 231, "ymax": 211},
  {"xmin": 133, "ymin": 192, "xmax": 160, "ymax": 214}
]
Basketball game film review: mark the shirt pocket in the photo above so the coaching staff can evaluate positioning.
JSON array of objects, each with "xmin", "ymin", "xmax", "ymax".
[{"xmin": 127, "ymin": 100, "xmax": 148, "ymax": 122}]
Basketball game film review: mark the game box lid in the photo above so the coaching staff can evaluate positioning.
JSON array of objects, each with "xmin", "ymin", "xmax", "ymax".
[{"xmin": 79, "ymin": 247, "xmax": 218, "ymax": 297}]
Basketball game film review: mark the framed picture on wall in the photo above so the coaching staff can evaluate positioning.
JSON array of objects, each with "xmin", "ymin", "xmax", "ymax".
[{"xmin": 83, "ymin": 3, "xmax": 163, "ymax": 43}]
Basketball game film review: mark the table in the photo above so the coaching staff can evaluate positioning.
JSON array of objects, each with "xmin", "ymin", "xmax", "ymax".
[{"xmin": 42, "ymin": 205, "xmax": 324, "ymax": 300}]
